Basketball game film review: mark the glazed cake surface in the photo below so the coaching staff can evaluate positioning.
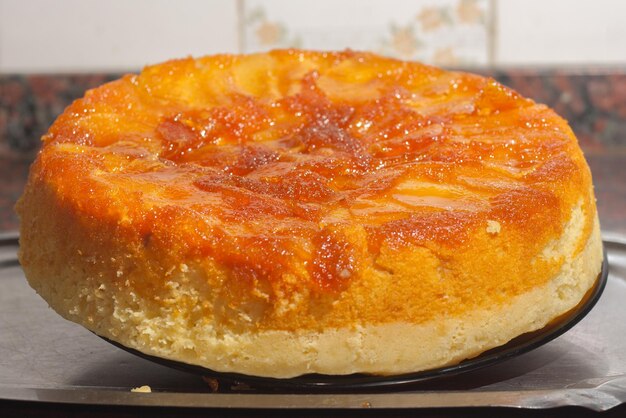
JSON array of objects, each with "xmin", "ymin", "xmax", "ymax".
[{"xmin": 17, "ymin": 50, "xmax": 602, "ymax": 378}]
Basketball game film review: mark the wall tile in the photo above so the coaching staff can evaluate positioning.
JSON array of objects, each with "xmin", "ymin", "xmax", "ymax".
[
  {"xmin": 496, "ymin": 0, "xmax": 626, "ymax": 65},
  {"xmin": 0, "ymin": 0, "xmax": 238, "ymax": 73},
  {"xmin": 242, "ymin": 0, "xmax": 491, "ymax": 67}
]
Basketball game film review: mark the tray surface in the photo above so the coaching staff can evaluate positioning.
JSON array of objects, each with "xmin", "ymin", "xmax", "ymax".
[{"xmin": 1, "ymin": 232, "xmax": 626, "ymax": 411}]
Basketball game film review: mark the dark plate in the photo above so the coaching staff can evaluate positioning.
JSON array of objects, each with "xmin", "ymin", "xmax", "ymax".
[{"xmin": 101, "ymin": 248, "xmax": 609, "ymax": 392}]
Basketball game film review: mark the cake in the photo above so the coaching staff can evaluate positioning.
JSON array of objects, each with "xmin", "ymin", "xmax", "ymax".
[{"xmin": 16, "ymin": 50, "xmax": 603, "ymax": 378}]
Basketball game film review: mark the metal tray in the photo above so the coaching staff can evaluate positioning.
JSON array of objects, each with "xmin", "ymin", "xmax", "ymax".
[{"xmin": 1, "ymin": 232, "xmax": 625, "ymax": 411}]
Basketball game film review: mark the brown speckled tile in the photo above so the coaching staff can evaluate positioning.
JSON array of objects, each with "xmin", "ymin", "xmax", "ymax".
[
  {"xmin": 586, "ymin": 151, "xmax": 626, "ymax": 235},
  {"xmin": 0, "ymin": 73, "xmax": 121, "ymax": 156},
  {"xmin": 0, "ymin": 69, "xmax": 625, "ymax": 234},
  {"xmin": 484, "ymin": 69, "xmax": 626, "ymax": 152},
  {"xmin": 0, "ymin": 156, "xmax": 31, "ymax": 232}
]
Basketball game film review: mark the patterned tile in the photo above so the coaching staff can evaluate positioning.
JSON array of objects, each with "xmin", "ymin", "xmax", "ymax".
[{"xmin": 242, "ymin": 0, "xmax": 491, "ymax": 66}]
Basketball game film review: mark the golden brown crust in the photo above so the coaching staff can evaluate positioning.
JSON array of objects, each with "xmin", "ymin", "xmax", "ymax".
[{"xmin": 17, "ymin": 50, "xmax": 602, "ymax": 377}]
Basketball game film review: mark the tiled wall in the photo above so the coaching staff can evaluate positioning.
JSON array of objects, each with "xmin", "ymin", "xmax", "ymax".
[{"xmin": 1, "ymin": 0, "xmax": 625, "ymax": 73}]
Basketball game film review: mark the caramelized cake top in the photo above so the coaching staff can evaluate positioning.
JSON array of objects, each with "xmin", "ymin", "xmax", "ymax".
[{"xmin": 33, "ymin": 50, "xmax": 593, "ymax": 299}]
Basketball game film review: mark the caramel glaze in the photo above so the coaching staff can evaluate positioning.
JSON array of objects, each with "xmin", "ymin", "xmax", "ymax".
[{"xmin": 31, "ymin": 50, "xmax": 594, "ymax": 309}]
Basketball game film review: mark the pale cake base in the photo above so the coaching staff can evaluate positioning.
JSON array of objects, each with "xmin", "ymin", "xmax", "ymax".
[{"xmin": 18, "ymin": 197, "xmax": 602, "ymax": 378}]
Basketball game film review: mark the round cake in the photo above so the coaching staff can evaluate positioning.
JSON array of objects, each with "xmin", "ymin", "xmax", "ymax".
[{"xmin": 17, "ymin": 50, "xmax": 603, "ymax": 378}]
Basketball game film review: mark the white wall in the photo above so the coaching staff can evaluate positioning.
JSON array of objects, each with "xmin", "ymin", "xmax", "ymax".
[{"xmin": 0, "ymin": 0, "xmax": 238, "ymax": 72}]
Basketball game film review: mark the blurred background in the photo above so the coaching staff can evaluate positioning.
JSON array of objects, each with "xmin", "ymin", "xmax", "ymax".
[
  {"xmin": 0, "ymin": 0, "xmax": 625, "ymax": 233},
  {"xmin": 1, "ymin": 0, "xmax": 626, "ymax": 71},
  {"xmin": 0, "ymin": 0, "xmax": 626, "ymax": 73}
]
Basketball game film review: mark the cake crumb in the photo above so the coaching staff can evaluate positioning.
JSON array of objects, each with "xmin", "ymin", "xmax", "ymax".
[
  {"xmin": 486, "ymin": 220, "xmax": 501, "ymax": 234},
  {"xmin": 202, "ymin": 376, "xmax": 220, "ymax": 392},
  {"xmin": 131, "ymin": 385, "xmax": 152, "ymax": 393}
]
